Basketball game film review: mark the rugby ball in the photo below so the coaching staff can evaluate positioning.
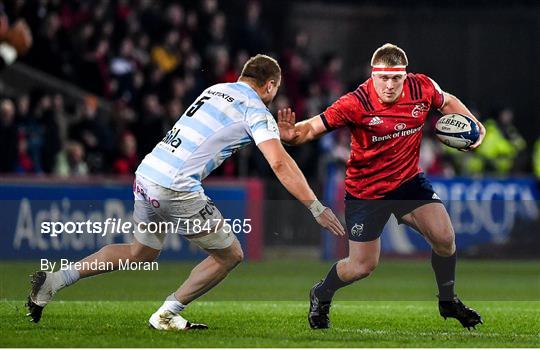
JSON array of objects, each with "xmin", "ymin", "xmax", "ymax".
[{"xmin": 435, "ymin": 114, "xmax": 480, "ymax": 149}]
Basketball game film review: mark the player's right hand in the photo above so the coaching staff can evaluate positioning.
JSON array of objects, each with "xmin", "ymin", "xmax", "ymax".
[
  {"xmin": 464, "ymin": 119, "xmax": 486, "ymax": 152},
  {"xmin": 277, "ymin": 108, "xmax": 300, "ymax": 144},
  {"xmin": 315, "ymin": 208, "xmax": 346, "ymax": 237}
]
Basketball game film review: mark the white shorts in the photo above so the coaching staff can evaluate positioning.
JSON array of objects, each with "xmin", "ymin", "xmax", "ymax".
[{"xmin": 132, "ymin": 175, "xmax": 234, "ymax": 250}]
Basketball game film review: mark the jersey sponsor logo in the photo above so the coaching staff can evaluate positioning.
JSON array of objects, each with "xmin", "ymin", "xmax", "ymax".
[
  {"xmin": 351, "ymin": 223, "xmax": 364, "ymax": 237},
  {"xmin": 412, "ymin": 103, "xmax": 429, "ymax": 118},
  {"xmin": 134, "ymin": 181, "xmax": 160, "ymax": 208},
  {"xmin": 438, "ymin": 116, "xmax": 468, "ymax": 130},
  {"xmin": 394, "ymin": 123, "xmax": 407, "ymax": 131},
  {"xmin": 368, "ymin": 116, "xmax": 383, "ymax": 125},
  {"xmin": 371, "ymin": 125, "xmax": 423, "ymax": 143},
  {"xmin": 205, "ymin": 89, "xmax": 235, "ymax": 102},
  {"xmin": 162, "ymin": 127, "xmax": 182, "ymax": 150},
  {"xmin": 267, "ymin": 115, "xmax": 279, "ymax": 133},
  {"xmin": 198, "ymin": 199, "xmax": 217, "ymax": 220}
]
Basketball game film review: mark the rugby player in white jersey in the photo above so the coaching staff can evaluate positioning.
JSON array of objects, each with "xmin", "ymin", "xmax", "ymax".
[{"xmin": 26, "ymin": 54, "xmax": 345, "ymax": 330}]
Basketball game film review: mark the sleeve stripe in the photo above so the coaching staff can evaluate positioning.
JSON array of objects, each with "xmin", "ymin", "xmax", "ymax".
[
  {"xmin": 408, "ymin": 76, "xmax": 422, "ymax": 100},
  {"xmin": 358, "ymin": 87, "xmax": 374, "ymax": 111},
  {"xmin": 320, "ymin": 113, "xmax": 335, "ymax": 131},
  {"xmin": 408, "ymin": 76, "xmax": 416, "ymax": 100},
  {"xmin": 411, "ymin": 76, "xmax": 419, "ymax": 100},
  {"xmin": 415, "ymin": 77, "xmax": 422, "ymax": 99},
  {"xmin": 353, "ymin": 91, "xmax": 369, "ymax": 111}
]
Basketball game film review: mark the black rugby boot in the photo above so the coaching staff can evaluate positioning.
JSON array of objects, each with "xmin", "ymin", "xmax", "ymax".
[
  {"xmin": 439, "ymin": 296, "xmax": 483, "ymax": 330},
  {"xmin": 308, "ymin": 281, "xmax": 332, "ymax": 329}
]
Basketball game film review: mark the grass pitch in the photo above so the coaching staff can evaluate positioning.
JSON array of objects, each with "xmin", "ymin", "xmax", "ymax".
[{"xmin": 1, "ymin": 259, "xmax": 539, "ymax": 347}]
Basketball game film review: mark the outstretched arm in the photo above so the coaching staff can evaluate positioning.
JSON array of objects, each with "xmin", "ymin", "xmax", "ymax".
[
  {"xmin": 257, "ymin": 138, "xmax": 345, "ymax": 237},
  {"xmin": 277, "ymin": 108, "xmax": 329, "ymax": 146},
  {"xmin": 439, "ymin": 92, "xmax": 486, "ymax": 150}
]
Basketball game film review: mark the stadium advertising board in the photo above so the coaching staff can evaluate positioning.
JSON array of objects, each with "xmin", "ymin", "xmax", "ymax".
[
  {"xmin": 0, "ymin": 178, "xmax": 263, "ymax": 261},
  {"xmin": 323, "ymin": 176, "xmax": 540, "ymax": 259}
]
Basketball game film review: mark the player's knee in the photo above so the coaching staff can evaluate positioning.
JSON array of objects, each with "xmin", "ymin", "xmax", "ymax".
[
  {"xmin": 432, "ymin": 229, "xmax": 455, "ymax": 256},
  {"xmin": 219, "ymin": 246, "xmax": 243, "ymax": 270},
  {"xmin": 349, "ymin": 261, "xmax": 378, "ymax": 281},
  {"xmin": 229, "ymin": 248, "xmax": 244, "ymax": 267}
]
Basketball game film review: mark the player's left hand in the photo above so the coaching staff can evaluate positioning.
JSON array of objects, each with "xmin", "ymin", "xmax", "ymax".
[
  {"xmin": 315, "ymin": 208, "xmax": 346, "ymax": 237},
  {"xmin": 462, "ymin": 120, "xmax": 486, "ymax": 152}
]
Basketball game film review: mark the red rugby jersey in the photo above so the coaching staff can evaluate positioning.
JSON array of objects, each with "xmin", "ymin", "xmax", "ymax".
[{"xmin": 321, "ymin": 73, "xmax": 444, "ymax": 199}]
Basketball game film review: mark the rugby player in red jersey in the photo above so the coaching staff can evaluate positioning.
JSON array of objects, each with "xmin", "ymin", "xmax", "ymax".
[{"xmin": 278, "ymin": 43, "xmax": 486, "ymax": 330}]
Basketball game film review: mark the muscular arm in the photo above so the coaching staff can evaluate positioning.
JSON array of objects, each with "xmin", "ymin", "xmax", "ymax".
[
  {"xmin": 257, "ymin": 138, "xmax": 317, "ymax": 205},
  {"xmin": 439, "ymin": 92, "xmax": 476, "ymax": 122},
  {"xmin": 278, "ymin": 109, "xmax": 329, "ymax": 146},
  {"xmin": 257, "ymin": 138, "xmax": 345, "ymax": 236},
  {"xmin": 290, "ymin": 115, "xmax": 328, "ymax": 145},
  {"xmin": 439, "ymin": 92, "xmax": 486, "ymax": 149}
]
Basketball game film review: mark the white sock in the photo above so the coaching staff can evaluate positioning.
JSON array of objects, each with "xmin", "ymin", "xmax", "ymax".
[
  {"xmin": 156, "ymin": 293, "xmax": 186, "ymax": 315},
  {"xmin": 51, "ymin": 267, "xmax": 80, "ymax": 292}
]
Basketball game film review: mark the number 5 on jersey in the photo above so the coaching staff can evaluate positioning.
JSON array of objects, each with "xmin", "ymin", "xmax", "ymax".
[{"xmin": 186, "ymin": 96, "xmax": 211, "ymax": 117}]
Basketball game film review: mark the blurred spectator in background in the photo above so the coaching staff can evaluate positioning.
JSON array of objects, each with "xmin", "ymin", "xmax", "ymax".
[
  {"xmin": 110, "ymin": 38, "xmax": 138, "ymax": 103},
  {"xmin": 164, "ymin": 98, "xmax": 184, "ymax": 130},
  {"xmin": 496, "ymin": 108, "xmax": 527, "ymax": 172},
  {"xmin": 0, "ymin": 99, "xmax": 18, "ymax": 172},
  {"xmin": 533, "ymin": 138, "xmax": 540, "ymax": 180},
  {"xmin": 28, "ymin": 13, "xmax": 63, "ymax": 77},
  {"xmin": 151, "ymin": 30, "xmax": 181, "ymax": 73},
  {"xmin": 234, "ymin": 0, "xmax": 270, "ymax": 55},
  {"xmin": 16, "ymin": 130, "xmax": 34, "ymax": 173},
  {"xmin": 419, "ymin": 134, "xmax": 453, "ymax": 177},
  {"xmin": 54, "ymin": 141, "xmax": 88, "ymax": 177},
  {"xmin": 112, "ymin": 132, "xmax": 138, "ymax": 175},
  {"xmin": 17, "ymin": 91, "xmax": 47, "ymax": 173},
  {"xmin": 281, "ymin": 31, "xmax": 313, "ymax": 120},
  {"xmin": 0, "ymin": 0, "xmax": 533, "ymax": 181},
  {"xmin": 78, "ymin": 38, "xmax": 112, "ymax": 97},
  {"xmin": 69, "ymin": 96, "xmax": 112, "ymax": 173},
  {"xmin": 38, "ymin": 94, "xmax": 62, "ymax": 173},
  {"xmin": 473, "ymin": 108, "xmax": 526, "ymax": 176},
  {"xmin": 420, "ymin": 112, "xmax": 456, "ymax": 177},
  {"xmin": 318, "ymin": 53, "xmax": 344, "ymax": 104},
  {"xmin": 135, "ymin": 93, "xmax": 165, "ymax": 159}
]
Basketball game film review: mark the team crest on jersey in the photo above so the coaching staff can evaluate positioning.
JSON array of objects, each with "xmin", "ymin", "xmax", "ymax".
[
  {"xmin": 394, "ymin": 123, "xmax": 407, "ymax": 131},
  {"xmin": 267, "ymin": 115, "xmax": 279, "ymax": 133},
  {"xmin": 368, "ymin": 116, "xmax": 383, "ymax": 126},
  {"xmin": 351, "ymin": 223, "xmax": 364, "ymax": 237},
  {"xmin": 412, "ymin": 103, "xmax": 429, "ymax": 118}
]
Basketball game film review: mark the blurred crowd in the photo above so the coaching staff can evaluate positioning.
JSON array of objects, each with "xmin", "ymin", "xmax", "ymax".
[{"xmin": 0, "ymin": 0, "xmax": 537, "ymax": 181}]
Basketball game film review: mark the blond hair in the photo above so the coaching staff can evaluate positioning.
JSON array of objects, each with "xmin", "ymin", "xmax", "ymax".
[{"xmin": 371, "ymin": 43, "xmax": 408, "ymax": 67}]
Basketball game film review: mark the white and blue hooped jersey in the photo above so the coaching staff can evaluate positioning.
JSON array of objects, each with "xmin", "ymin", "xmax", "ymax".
[{"xmin": 135, "ymin": 82, "xmax": 279, "ymax": 192}]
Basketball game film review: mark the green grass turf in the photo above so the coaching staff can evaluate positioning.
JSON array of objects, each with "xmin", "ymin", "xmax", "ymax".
[{"xmin": 1, "ymin": 259, "xmax": 539, "ymax": 347}]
